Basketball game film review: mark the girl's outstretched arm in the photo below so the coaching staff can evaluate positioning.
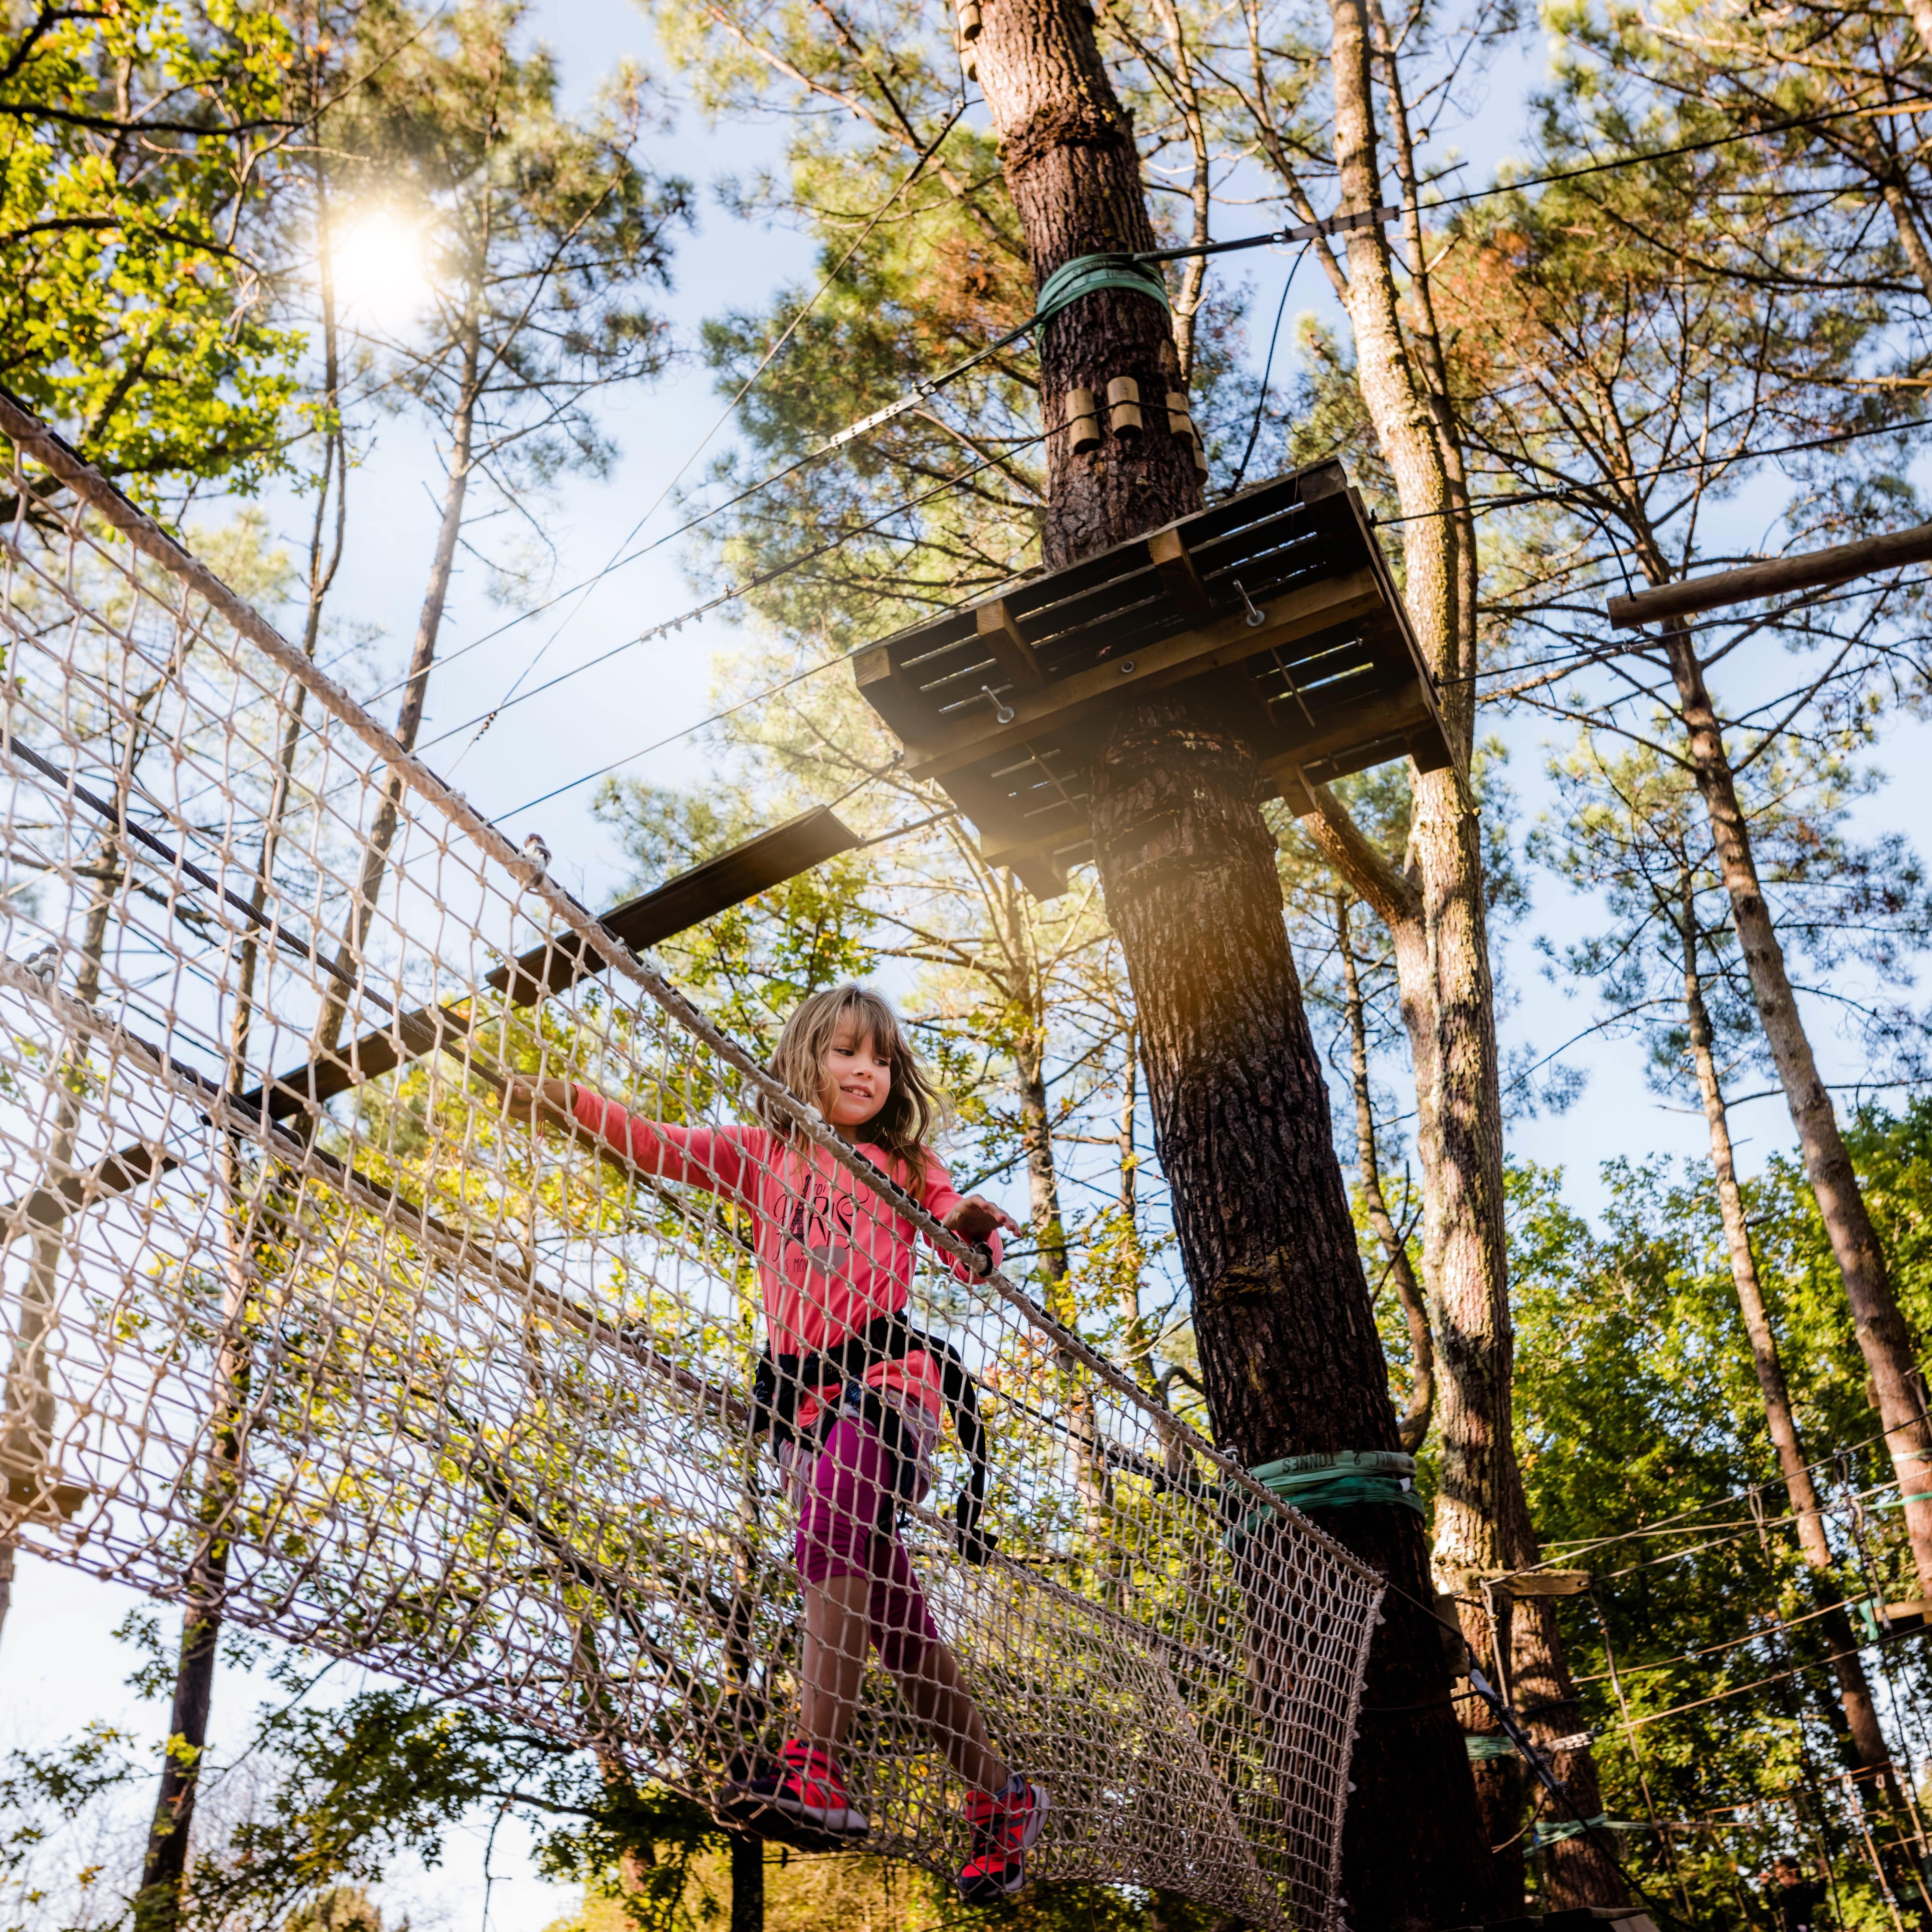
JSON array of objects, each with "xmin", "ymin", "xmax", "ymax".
[{"xmin": 502, "ymin": 1076, "xmax": 754, "ymax": 1203}]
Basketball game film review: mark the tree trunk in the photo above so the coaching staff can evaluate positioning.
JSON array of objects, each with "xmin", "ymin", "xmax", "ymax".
[
  {"xmin": 1001, "ymin": 878, "xmax": 1074, "ymax": 1321},
  {"xmin": 1337, "ymin": 894, "xmax": 1433, "ymax": 1453},
  {"xmin": 133, "ymin": 213, "xmax": 349, "ymax": 1904},
  {"xmin": 729, "ymin": 1831, "xmax": 763, "ymax": 1932},
  {"xmin": 1112, "ymin": 1029, "xmax": 1161, "ymax": 1399},
  {"xmin": 975, "ymin": 0, "xmax": 1193, "ymax": 569},
  {"xmin": 0, "ymin": 841, "xmax": 122, "ymax": 1651},
  {"xmin": 1880, "ymin": 177, "xmax": 1932, "ymax": 306},
  {"xmin": 1663, "ymin": 627, "xmax": 1932, "ymax": 1597},
  {"xmin": 134, "ymin": 1156, "xmax": 253, "ymax": 1932},
  {"xmin": 974, "ymin": 0, "xmax": 1496, "ymax": 1917},
  {"xmin": 1089, "ymin": 704, "xmax": 1495, "ymax": 1928},
  {"xmin": 310, "ymin": 302, "xmax": 481, "ymax": 1065},
  {"xmin": 1301, "ymin": 1, "xmax": 1615, "ymax": 1897},
  {"xmin": 1678, "ymin": 899, "xmax": 1901, "ymax": 1798}
]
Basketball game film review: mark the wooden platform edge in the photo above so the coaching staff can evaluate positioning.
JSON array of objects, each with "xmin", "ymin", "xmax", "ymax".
[{"xmin": 906, "ymin": 566, "xmax": 1390, "ymax": 783}]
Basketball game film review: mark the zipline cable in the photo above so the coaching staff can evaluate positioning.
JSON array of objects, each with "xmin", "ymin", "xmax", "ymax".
[
  {"xmin": 345, "ymin": 92, "xmax": 1932, "ymax": 699},
  {"xmin": 415, "ymin": 439, "xmax": 1041, "ymax": 772},
  {"xmin": 158, "ymin": 438, "xmax": 1040, "ymax": 839},
  {"xmin": 448, "ymin": 98, "xmax": 971, "ymax": 768},
  {"xmin": 1373, "ymin": 414, "xmax": 1925, "ymax": 528}
]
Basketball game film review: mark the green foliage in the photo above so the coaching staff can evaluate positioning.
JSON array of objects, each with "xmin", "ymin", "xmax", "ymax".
[
  {"xmin": 281, "ymin": 1886, "xmax": 388, "ymax": 1932},
  {"xmin": 0, "ymin": 0, "xmax": 305, "ymax": 493},
  {"xmin": 1508, "ymin": 1132, "xmax": 1932, "ymax": 1921}
]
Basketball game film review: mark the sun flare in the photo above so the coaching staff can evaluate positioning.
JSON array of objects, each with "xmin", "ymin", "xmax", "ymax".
[{"xmin": 328, "ymin": 210, "xmax": 433, "ymax": 333}]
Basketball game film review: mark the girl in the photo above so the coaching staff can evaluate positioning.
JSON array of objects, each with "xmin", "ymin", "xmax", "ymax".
[{"xmin": 505, "ymin": 984, "xmax": 1048, "ymax": 1902}]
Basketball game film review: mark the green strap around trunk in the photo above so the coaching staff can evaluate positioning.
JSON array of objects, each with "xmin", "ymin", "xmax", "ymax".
[{"xmin": 1034, "ymin": 253, "xmax": 1172, "ymax": 326}]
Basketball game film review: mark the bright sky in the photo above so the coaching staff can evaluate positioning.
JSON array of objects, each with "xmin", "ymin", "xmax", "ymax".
[{"xmin": 7, "ymin": 2, "xmax": 1932, "ymax": 1927}]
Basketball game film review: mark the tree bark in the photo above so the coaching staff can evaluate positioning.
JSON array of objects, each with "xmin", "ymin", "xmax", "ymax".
[
  {"xmin": 1298, "ymin": 1, "xmax": 1615, "ymax": 1897},
  {"xmin": 1337, "ymin": 894, "xmax": 1433, "ymax": 1453},
  {"xmin": 974, "ymin": 0, "xmax": 1194, "ymax": 568},
  {"xmin": 1881, "ymin": 177, "xmax": 1932, "ymax": 303},
  {"xmin": 1087, "ymin": 704, "xmax": 1494, "ymax": 1928},
  {"xmin": 1112, "ymin": 1029, "xmax": 1161, "ymax": 1399},
  {"xmin": 1677, "ymin": 896, "xmax": 1901, "ymax": 1797},
  {"xmin": 729, "ymin": 1831, "xmax": 763, "ymax": 1932},
  {"xmin": 974, "ymin": 0, "xmax": 1497, "ymax": 1917},
  {"xmin": 1663, "ymin": 627, "xmax": 1932, "ymax": 1598},
  {"xmin": 999, "ymin": 877, "xmax": 1075, "ymax": 1322}
]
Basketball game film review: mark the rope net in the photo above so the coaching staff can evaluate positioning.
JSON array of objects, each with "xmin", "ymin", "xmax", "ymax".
[{"xmin": 0, "ymin": 402, "xmax": 1380, "ymax": 1930}]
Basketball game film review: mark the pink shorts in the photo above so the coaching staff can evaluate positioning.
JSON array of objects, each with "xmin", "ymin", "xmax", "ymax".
[{"xmin": 791, "ymin": 1409, "xmax": 941, "ymax": 1676}]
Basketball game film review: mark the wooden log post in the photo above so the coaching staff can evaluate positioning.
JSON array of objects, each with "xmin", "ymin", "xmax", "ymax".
[
  {"xmin": 1606, "ymin": 519, "xmax": 1932, "ymax": 629},
  {"xmin": 971, "ymin": 0, "xmax": 1497, "ymax": 1921}
]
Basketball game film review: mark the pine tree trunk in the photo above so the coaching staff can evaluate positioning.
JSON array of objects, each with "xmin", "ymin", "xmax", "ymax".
[
  {"xmin": 1337, "ymin": 895, "xmax": 1433, "ymax": 1453},
  {"xmin": 1088, "ymin": 702, "xmax": 1494, "ymax": 1927},
  {"xmin": 311, "ymin": 302, "xmax": 482, "ymax": 1064},
  {"xmin": 1306, "ymin": 2, "xmax": 1615, "ymax": 1897},
  {"xmin": 974, "ymin": 0, "xmax": 1497, "ymax": 1916},
  {"xmin": 1678, "ymin": 904, "xmax": 1901, "ymax": 1798},
  {"xmin": 1663, "ymin": 627, "xmax": 1932, "ymax": 1597},
  {"xmin": 1001, "ymin": 873, "xmax": 1073, "ymax": 1319},
  {"xmin": 135, "ymin": 1176, "xmax": 253, "ymax": 1932},
  {"xmin": 974, "ymin": 0, "xmax": 1193, "ymax": 568}
]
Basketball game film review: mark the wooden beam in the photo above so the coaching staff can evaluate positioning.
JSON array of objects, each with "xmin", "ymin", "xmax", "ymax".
[
  {"xmin": 852, "ymin": 642, "xmax": 931, "ymax": 746},
  {"xmin": 1606, "ymin": 520, "xmax": 1932, "ymax": 629},
  {"xmin": 975, "ymin": 598, "xmax": 1045, "ymax": 690},
  {"xmin": 1257, "ymin": 680, "xmax": 1432, "ymax": 783},
  {"xmin": 905, "ymin": 566, "xmax": 1388, "ymax": 782},
  {"xmin": 978, "ymin": 686, "xmax": 1431, "ymax": 876},
  {"xmin": 487, "ymin": 806, "xmax": 859, "ymax": 1005},
  {"xmin": 1147, "ymin": 527, "xmax": 1213, "ymax": 618}
]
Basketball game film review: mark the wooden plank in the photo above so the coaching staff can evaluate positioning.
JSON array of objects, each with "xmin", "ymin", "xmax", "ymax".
[
  {"xmin": 1334, "ymin": 489, "xmax": 1455, "ymax": 773},
  {"xmin": 1606, "ymin": 518, "xmax": 1932, "ymax": 629},
  {"xmin": 853, "ymin": 642, "xmax": 935, "ymax": 745},
  {"xmin": 1256, "ymin": 680, "xmax": 1432, "ymax": 785},
  {"xmin": 1012, "ymin": 852, "xmax": 1070, "ymax": 900},
  {"xmin": 905, "ymin": 567, "xmax": 1388, "ymax": 782},
  {"xmin": 486, "ymin": 806, "xmax": 859, "ymax": 1005},
  {"xmin": 1147, "ymin": 527, "xmax": 1213, "ymax": 618},
  {"xmin": 980, "ymin": 678, "xmax": 1434, "ymax": 877},
  {"xmin": 975, "ymin": 598, "xmax": 1045, "ymax": 690},
  {"xmin": 1474, "ymin": 1568, "xmax": 1592, "ymax": 1598}
]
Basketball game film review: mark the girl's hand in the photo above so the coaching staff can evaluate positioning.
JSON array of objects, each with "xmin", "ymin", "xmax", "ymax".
[
  {"xmin": 942, "ymin": 1195, "xmax": 1022, "ymax": 1243},
  {"xmin": 503, "ymin": 1075, "xmax": 577, "ymax": 1131}
]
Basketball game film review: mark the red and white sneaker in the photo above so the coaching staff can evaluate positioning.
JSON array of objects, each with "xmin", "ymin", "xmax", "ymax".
[
  {"xmin": 958, "ymin": 1775, "xmax": 1048, "ymax": 1901},
  {"xmin": 730, "ymin": 1740, "xmax": 870, "ymax": 1838}
]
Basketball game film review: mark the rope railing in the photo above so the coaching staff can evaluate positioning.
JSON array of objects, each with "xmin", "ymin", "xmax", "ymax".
[{"xmin": 0, "ymin": 396, "xmax": 1380, "ymax": 1928}]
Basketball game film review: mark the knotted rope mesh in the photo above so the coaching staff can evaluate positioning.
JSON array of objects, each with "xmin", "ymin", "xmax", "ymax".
[{"xmin": 0, "ymin": 398, "xmax": 1380, "ymax": 1930}]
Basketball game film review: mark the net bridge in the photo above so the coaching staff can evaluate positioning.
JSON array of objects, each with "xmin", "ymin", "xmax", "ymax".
[{"xmin": 0, "ymin": 395, "xmax": 1381, "ymax": 1930}]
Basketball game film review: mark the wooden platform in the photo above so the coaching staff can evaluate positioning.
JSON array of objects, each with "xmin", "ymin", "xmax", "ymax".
[{"xmin": 852, "ymin": 459, "xmax": 1450, "ymax": 898}]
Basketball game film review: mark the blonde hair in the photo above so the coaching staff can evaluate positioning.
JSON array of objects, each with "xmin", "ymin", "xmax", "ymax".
[{"xmin": 756, "ymin": 983, "xmax": 949, "ymax": 1178}]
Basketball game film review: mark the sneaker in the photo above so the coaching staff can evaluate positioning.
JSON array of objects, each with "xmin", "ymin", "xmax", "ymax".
[
  {"xmin": 726, "ymin": 1740, "xmax": 870, "ymax": 1839},
  {"xmin": 958, "ymin": 1775, "xmax": 1048, "ymax": 1901}
]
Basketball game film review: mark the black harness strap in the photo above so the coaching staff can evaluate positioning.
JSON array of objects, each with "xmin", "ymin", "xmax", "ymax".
[{"xmin": 750, "ymin": 1309, "xmax": 995, "ymax": 1563}]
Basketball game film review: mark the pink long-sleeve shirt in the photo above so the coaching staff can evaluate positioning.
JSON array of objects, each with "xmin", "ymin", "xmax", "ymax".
[{"xmin": 572, "ymin": 1084, "xmax": 1001, "ymax": 1423}]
